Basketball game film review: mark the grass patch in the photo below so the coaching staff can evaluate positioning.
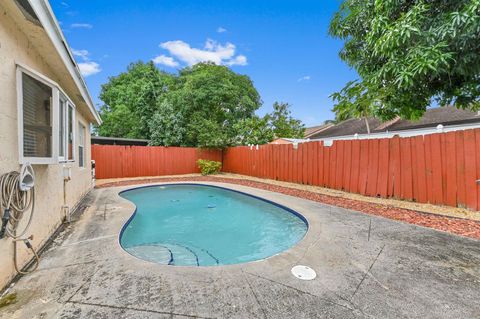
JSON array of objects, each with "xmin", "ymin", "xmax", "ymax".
[{"xmin": 0, "ymin": 293, "xmax": 17, "ymax": 308}]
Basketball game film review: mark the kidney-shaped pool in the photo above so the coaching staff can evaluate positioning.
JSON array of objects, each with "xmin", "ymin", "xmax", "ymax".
[{"xmin": 119, "ymin": 184, "xmax": 308, "ymax": 266}]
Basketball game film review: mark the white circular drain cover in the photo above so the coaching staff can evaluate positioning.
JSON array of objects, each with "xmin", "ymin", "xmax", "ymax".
[{"xmin": 291, "ymin": 265, "xmax": 316, "ymax": 280}]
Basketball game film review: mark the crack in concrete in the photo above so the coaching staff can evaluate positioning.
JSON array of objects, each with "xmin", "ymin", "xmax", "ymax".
[
  {"xmin": 351, "ymin": 261, "xmax": 389, "ymax": 292},
  {"xmin": 368, "ymin": 219, "xmax": 372, "ymax": 241},
  {"xmin": 65, "ymin": 300, "xmax": 216, "ymax": 319},
  {"xmin": 36, "ymin": 260, "xmax": 96, "ymax": 272},
  {"xmin": 36, "ymin": 255, "xmax": 124, "ymax": 273},
  {"xmin": 243, "ymin": 270, "xmax": 358, "ymax": 314},
  {"xmin": 291, "ymin": 231, "xmax": 372, "ymax": 317},
  {"xmin": 295, "ymin": 235, "xmax": 324, "ymax": 265},
  {"xmin": 60, "ymin": 234, "xmax": 117, "ymax": 248},
  {"xmin": 64, "ymin": 267, "xmax": 102, "ymax": 304},
  {"xmin": 43, "ymin": 267, "xmax": 104, "ymax": 319},
  {"xmin": 241, "ymin": 269, "xmax": 268, "ymax": 319},
  {"xmin": 351, "ymin": 245, "xmax": 385, "ymax": 300}
]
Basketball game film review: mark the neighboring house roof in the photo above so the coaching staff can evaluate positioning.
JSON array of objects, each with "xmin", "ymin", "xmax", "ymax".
[
  {"xmin": 91, "ymin": 136, "xmax": 150, "ymax": 146},
  {"xmin": 386, "ymin": 106, "xmax": 479, "ymax": 131},
  {"xmin": 270, "ymin": 138, "xmax": 309, "ymax": 144},
  {"xmin": 310, "ymin": 118, "xmax": 383, "ymax": 139},
  {"xmin": 308, "ymin": 106, "xmax": 480, "ymax": 140},
  {"xmin": 304, "ymin": 123, "xmax": 333, "ymax": 138},
  {"xmin": 11, "ymin": 0, "xmax": 101, "ymax": 124}
]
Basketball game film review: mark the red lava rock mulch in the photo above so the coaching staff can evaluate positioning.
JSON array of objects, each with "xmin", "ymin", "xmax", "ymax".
[{"xmin": 97, "ymin": 176, "xmax": 480, "ymax": 240}]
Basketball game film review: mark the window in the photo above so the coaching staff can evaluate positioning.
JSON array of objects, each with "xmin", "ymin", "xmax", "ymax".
[
  {"xmin": 58, "ymin": 94, "xmax": 76, "ymax": 162},
  {"xmin": 19, "ymin": 72, "xmax": 54, "ymax": 162},
  {"xmin": 59, "ymin": 96, "xmax": 66, "ymax": 160},
  {"xmin": 17, "ymin": 65, "xmax": 77, "ymax": 164},
  {"xmin": 67, "ymin": 103, "xmax": 75, "ymax": 161},
  {"xmin": 78, "ymin": 122, "xmax": 86, "ymax": 167}
]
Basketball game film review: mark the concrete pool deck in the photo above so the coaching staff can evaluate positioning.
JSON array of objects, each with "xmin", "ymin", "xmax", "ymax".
[{"xmin": 1, "ymin": 181, "xmax": 479, "ymax": 318}]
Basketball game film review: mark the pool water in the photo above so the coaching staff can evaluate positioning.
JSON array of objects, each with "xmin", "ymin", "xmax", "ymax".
[{"xmin": 119, "ymin": 184, "xmax": 308, "ymax": 266}]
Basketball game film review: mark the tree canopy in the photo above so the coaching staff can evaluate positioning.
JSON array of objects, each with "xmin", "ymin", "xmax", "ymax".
[
  {"xmin": 269, "ymin": 102, "xmax": 305, "ymax": 138},
  {"xmin": 96, "ymin": 62, "xmax": 174, "ymax": 138},
  {"xmin": 329, "ymin": 0, "xmax": 480, "ymax": 120},
  {"xmin": 96, "ymin": 62, "xmax": 304, "ymax": 147},
  {"xmin": 233, "ymin": 102, "xmax": 305, "ymax": 145},
  {"xmin": 157, "ymin": 63, "xmax": 262, "ymax": 148}
]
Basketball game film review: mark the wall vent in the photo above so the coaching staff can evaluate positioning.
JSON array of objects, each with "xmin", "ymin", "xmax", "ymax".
[{"xmin": 13, "ymin": 0, "xmax": 42, "ymax": 27}]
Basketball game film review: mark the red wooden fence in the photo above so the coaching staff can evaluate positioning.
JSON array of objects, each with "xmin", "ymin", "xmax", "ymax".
[
  {"xmin": 92, "ymin": 145, "xmax": 222, "ymax": 179},
  {"xmin": 222, "ymin": 129, "xmax": 480, "ymax": 211},
  {"xmin": 92, "ymin": 129, "xmax": 480, "ymax": 210}
]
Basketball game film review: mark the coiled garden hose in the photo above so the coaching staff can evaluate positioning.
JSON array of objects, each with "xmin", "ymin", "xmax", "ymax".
[{"xmin": 0, "ymin": 164, "xmax": 39, "ymax": 274}]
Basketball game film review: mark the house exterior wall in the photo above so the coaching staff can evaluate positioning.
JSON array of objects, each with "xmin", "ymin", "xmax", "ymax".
[{"xmin": 0, "ymin": 6, "xmax": 94, "ymax": 288}]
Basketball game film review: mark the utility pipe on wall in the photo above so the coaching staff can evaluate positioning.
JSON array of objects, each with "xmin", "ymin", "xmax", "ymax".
[{"xmin": 62, "ymin": 165, "xmax": 71, "ymax": 223}]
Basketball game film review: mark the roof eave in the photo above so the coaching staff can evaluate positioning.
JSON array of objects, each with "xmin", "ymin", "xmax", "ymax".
[{"xmin": 28, "ymin": 0, "xmax": 102, "ymax": 125}]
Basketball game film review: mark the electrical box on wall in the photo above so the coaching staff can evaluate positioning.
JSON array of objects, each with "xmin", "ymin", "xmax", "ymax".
[{"xmin": 62, "ymin": 165, "xmax": 71, "ymax": 181}]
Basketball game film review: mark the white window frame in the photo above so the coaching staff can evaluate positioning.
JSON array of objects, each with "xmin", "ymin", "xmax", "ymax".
[
  {"xmin": 78, "ymin": 122, "xmax": 86, "ymax": 168},
  {"xmin": 67, "ymin": 102, "xmax": 76, "ymax": 162},
  {"xmin": 58, "ymin": 94, "xmax": 67, "ymax": 162},
  {"xmin": 17, "ymin": 64, "xmax": 76, "ymax": 164},
  {"xmin": 58, "ymin": 93, "xmax": 76, "ymax": 163}
]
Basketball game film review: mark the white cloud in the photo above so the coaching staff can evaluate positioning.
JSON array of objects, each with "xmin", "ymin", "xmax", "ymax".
[
  {"xmin": 226, "ymin": 55, "xmax": 247, "ymax": 66},
  {"xmin": 159, "ymin": 39, "xmax": 247, "ymax": 66},
  {"xmin": 78, "ymin": 62, "xmax": 101, "ymax": 77},
  {"xmin": 217, "ymin": 27, "xmax": 227, "ymax": 33},
  {"xmin": 297, "ymin": 75, "xmax": 311, "ymax": 82},
  {"xmin": 71, "ymin": 23, "xmax": 93, "ymax": 29},
  {"xmin": 152, "ymin": 55, "xmax": 179, "ymax": 67},
  {"xmin": 72, "ymin": 49, "xmax": 101, "ymax": 77},
  {"xmin": 72, "ymin": 49, "xmax": 89, "ymax": 61}
]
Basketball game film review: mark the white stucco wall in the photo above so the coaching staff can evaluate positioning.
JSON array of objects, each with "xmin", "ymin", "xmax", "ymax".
[{"xmin": 0, "ymin": 5, "xmax": 94, "ymax": 289}]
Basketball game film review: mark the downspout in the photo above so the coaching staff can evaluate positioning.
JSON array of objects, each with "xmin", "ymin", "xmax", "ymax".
[{"xmin": 62, "ymin": 166, "xmax": 71, "ymax": 222}]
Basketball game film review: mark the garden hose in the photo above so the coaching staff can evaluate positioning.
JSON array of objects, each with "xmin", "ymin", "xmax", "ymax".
[{"xmin": 0, "ymin": 164, "xmax": 39, "ymax": 274}]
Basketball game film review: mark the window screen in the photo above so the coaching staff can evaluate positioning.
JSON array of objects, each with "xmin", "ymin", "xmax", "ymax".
[
  {"xmin": 59, "ymin": 97, "xmax": 66, "ymax": 158},
  {"xmin": 68, "ymin": 104, "xmax": 74, "ymax": 160},
  {"xmin": 22, "ymin": 73, "xmax": 53, "ymax": 158},
  {"xmin": 78, "ymin": 122, "xmax": 85, "ymax": 167}
]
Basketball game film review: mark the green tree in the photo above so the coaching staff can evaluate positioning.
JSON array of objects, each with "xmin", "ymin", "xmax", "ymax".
[
  {"xmin": 330, "ymin": 0, "xmax": 480, "ymax": 120},
  {"xmin": 97, "ymin": 61, "xmax": 174, "ymax": 138},
  {"xmin": 151, "ymin": 62, "xmax": 262, "ymax": 148},
  {"xmin": 97, "ymin": 62, "xmax": 305, "ymax": 147},
  {"xmin": 148, "ymin": 100, "xmax": 186, "ymax": 146},
  {"xmin": 96, "ymin": 104, "xmax": 140, "ymax": 138},
  {"xmin": 233, "ymin": 115, "xmax": 274, "ymax": 145},
  {"xmin": 330, "ymin": 81, "xmax": 375, "ymax": 133},
  {"xmin": 269, "ymin": 102, "xmax": 305, "ymax": 138}
]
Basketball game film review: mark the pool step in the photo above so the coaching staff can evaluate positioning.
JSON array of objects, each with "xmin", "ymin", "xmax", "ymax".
[
  {"xmin": 188, "ymin": 244, "xmax": 219, "ymax": 266},
  {"xmin": 163, "ymin": 243, "xmax": 199, "ymax": 266},
  {"xmin": 125, "ymin": 243, "xmax": 220, "ymax": 266},
  {"xmin": 124, "ymin": 244, "xmax": 173, "ymax": 264}
]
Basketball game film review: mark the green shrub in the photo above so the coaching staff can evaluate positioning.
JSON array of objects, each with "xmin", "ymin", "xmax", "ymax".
[{"xmin": 197, "ymin": 159, "xmax": 222, "ymax": 175}]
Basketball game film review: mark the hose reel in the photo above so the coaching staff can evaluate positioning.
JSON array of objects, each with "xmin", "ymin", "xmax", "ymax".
[{"xmin": 0, "ymin": 163, "xmax": 39, "ymax": 274}]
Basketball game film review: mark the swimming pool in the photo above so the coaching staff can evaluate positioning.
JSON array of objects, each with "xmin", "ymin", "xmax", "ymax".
[{"xmin": 119, "ymin": 184, "xmax": 308, "ymax": 266}]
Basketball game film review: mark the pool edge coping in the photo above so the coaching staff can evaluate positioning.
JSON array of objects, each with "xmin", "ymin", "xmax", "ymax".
[{"xmin": 116, "ymin": 182, "xmax": 312, "ymax": 268}]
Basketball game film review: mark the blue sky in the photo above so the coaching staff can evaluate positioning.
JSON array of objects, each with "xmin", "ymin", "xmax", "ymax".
[{"xmin": 52, "ymin": 0, "xmax": 357, "ymax": 126}]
